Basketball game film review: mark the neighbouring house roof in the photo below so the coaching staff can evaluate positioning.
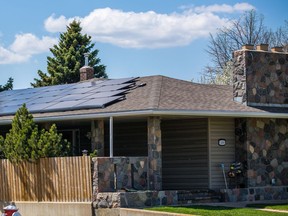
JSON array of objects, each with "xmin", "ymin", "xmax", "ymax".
[{"xmin": 0, "ymin": 75, "xmax": 288, "ymax": 124}]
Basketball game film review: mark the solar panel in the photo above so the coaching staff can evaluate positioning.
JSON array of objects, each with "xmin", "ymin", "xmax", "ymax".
[
  {"xmin": 26, "ymin": 102, "xmax": 59, "ymax": 112},
  {"xmin": 73, "ymin": 96, "xmax": 123, "ymax": 109},
  {"xmin": 90, "ymin": 83, "xmax": 132, "ymax": 93},
  {"xmin": 102, "ymin": 77, "xmax": 137, "ymax": 86},
  {"xmin": 68, "ymin": 79, "xmax": 104, "ymax": 88},
  {"xmin": 64, "ymin": 87, "xmax": 95, "ymax": 94},
  {"xmin": 43, "ymin": 100, "xmax": 88, "ymax": 111},
  {"xmin": 2, "ymin": 99, "xmax": 27, "ymax": 106},
  {"xmin": 54, "ymin": 94, "xmax": 92, "ymax": 102},
  {"xmin": 87, "ymin": 90, "xmax": 126, "ymax": 98},
  {"xmin": 0, "ymin": 104, "xmax": 23, "ymax": 115},
  {"xmin": 0, "ymin": 77, "xmax": 137, "ymax": 116},
  {"xmin": 26, "ymin": 96, "xmax": 64, "ymax": 104}
]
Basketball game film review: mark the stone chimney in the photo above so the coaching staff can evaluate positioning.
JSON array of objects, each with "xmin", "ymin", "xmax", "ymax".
[
  {"xmin": 233, "ymin": 44, "xmax": 288, "ymax": 106},
  {"xmin": 80, "ymin": 53, "xmax": 94, "ymax": 81}
]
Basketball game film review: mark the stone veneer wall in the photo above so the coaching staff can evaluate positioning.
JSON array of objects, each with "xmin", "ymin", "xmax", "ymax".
[
  {"xmin": 235, "ymin": 118, "xmax": 247, "ymax": 163},
  {"xmin": 93, "ymin": 191, "xmax": 177, "ymax": 210},
  {"xmin": 232, "ymin": 117, "xmax": 288, "ymax": 201},
  {"xmin": 222, "ymin": 186, "xmax": 288, "ymax": 202},
  {"xmin": 234, "ymin": 118, "xmax": 248, "ymax": 188},
  {"xmin": 235, "ymin": 118, "xmax": 288, "ymax": 188},
  {"xmin": 92, "ymin": 157, "xmax": 148, "ymax": 194},
  {"xmin": 147, "ymin": 116, "xmax": 162, "ymax": 190},
  {"xmin": 233, "ymin": 50, "xmax": 288, "ymax": 105},
  {"xmin": 91, "ymin": 120, "xmax": 104, "ymax": 156},
  {"xmin": 233, "ymin": 50, "xmax": 247, "ymax": 104},
  {"xmin": 246, "ymin": 118, "xmax": 288, "ymax": 187}
]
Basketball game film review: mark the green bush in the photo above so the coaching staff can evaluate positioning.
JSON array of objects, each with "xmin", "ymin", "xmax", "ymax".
[{"xmin": 0, "ymin": 104, "xmax": 70, "ymax": 163}]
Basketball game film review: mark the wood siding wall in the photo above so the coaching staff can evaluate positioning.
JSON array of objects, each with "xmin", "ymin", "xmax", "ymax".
[
  {"xmin": 104, "ymin": 121, "xmax": 148, "ymax": 156},
  {"xmin": 0, "ymin": 156, "xmax": 92, "ymax": 202},
  {"xmin": 209, "ymin": 118, "xmax": 235, "ymax": 189},
  {"xmin": 162, "ymin": 119, "xmax": 209, "ymax": 190}
]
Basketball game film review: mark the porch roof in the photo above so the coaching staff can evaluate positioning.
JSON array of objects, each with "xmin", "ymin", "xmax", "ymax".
[{"xmin": 0, "ymin": 75, "xmax": 288, "ymax": 124}]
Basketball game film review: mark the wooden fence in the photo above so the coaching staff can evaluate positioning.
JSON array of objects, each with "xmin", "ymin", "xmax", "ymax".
[{"xmin": 0, "ymin": 156, "xmax": 92, "ymax": 202}]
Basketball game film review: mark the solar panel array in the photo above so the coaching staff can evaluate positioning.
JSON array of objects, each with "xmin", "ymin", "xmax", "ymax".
[{"xmin": 0, "ymin": 77, "xmax": 137, "ymax": 116}]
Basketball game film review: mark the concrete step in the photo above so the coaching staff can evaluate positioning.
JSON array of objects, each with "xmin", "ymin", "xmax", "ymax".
[{"xmin": 177, "ymin": 190, "xmax": 221, "ymax": 204}]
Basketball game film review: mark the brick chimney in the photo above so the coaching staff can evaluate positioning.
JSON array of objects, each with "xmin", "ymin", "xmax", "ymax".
[
  {"xmin": 80, "ymin": 53, "xmax": 94, "ymax": 81},
  {"xmin": 233, "ymin": 44, "xmax": 288, "ymax": 106}
]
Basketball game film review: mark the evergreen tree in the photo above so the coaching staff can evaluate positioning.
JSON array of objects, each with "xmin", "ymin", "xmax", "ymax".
[
  {"xmin": 0, "ymin": 77, "xmax": 13, "ymax": 92},
  {"xmin": 31, "ymin": 20, "xmax": 107, "ymax": 87},
  {"xmin": 0, "ymin": 104, "xmax": 70, "ymax": 163}
]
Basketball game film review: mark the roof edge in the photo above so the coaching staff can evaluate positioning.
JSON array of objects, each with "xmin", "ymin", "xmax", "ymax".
[{"xmin": 1, "ymin": 109, "xmax": 288, "ymax": 125}]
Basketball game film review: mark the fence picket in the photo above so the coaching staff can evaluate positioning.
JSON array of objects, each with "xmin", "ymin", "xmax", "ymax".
[{"xmin": 0, "ymin": 156, "xmax": 92, "ymax": 202}]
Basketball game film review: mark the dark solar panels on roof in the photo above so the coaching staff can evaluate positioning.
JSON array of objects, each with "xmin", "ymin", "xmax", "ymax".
[
  {"xmin": 74, "ymin": 96, "xmax": 123, "ymax": 108},
  {"xmin": 0, "ymin": 77, "xmax": 137, "ymax": 116}
]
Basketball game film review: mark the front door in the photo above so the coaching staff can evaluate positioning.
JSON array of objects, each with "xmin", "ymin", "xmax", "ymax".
[{"xmin": 162, "ymin": 118, "xmax": 209, "ymax": 190}]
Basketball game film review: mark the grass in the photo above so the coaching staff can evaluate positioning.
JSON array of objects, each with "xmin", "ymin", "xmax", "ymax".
[{"xmin": 147, "ymin": 205, "xmax": 288, "ymax": 216}]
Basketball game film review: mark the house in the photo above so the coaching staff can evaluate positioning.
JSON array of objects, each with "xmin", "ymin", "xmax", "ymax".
[{"xmin": 0, "ymin": 44, "xmax": 288, "ymax": 211}]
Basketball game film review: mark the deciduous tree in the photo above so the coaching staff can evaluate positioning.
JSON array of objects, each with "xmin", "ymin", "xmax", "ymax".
[{"xmin": 202, "ymin": 10, "xmax": 288, "ymax": 85}]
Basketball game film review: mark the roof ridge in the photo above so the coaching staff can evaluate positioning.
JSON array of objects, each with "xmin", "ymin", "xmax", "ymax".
[
  {"xmin": 156, "ymin": 76, "xmax": 164, "ymax": 109},
  {"xmin": 147, "ymin": 76, "xmax": 163, "ymax": 109}
]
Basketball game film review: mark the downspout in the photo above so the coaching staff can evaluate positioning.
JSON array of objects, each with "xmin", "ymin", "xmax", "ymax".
[{"xmin": 109, "ymin": 116, "xmax": 113, "ymax": 157}]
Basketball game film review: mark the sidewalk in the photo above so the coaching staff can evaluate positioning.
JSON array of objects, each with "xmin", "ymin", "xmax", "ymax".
[
  {"xmin": 196, "ymin": 200, "xmax": 288, "ymax": 214},
  {"xmin": 194, "ymin": 200, "xmax": 288, "ymax": 208}
]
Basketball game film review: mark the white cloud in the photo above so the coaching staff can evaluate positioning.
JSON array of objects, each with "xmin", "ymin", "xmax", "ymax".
[
  {"xmin": 44, "ymin": 15, "xmax": 81, "ymax": 32},
  {"xmin": 44, "ymin": 3, "xmax": 254, "ymax": 49},
  {"xmin": 0, "ymin": 2, "xmax": 255, "ymax": 64},
  {"xmin": 192, "ymin": 3, "xmax": 255, "ymax": 13},
  {"xmin": 0, "ymin": 47, "xmax": 28, "ymax": 64},
  {"xmin": 0, "ymin": 33, "xmax": 57, "ymax": 64},
  {"xmin": 10, "ymin": 33, "xmax": 58, "ymax": 55}
]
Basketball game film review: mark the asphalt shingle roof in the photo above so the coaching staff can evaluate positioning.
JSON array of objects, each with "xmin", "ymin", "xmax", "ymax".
[{"xmin": 0, "ymin": 75, "xmax": 287, "ymax": 123}]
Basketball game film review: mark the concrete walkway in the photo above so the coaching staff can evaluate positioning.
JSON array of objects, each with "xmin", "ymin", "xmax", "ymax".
[
  {"xmin": 118, "ymin": 201, "xmax": 288, "ymax": 216},
  {"xmin": 194, "ymin": 200, "xmax": 288, "ymax": 208},
  {"xmin": 197, "ymin": 200, "xmax": 288, "ymax": 214},
  {"xmin": 257, "ymin": 208, "xmax": 288, "ymax": 214},
  {"xmin": 97, "ymin": 201, "xmax": 288, "ymax": 216}
]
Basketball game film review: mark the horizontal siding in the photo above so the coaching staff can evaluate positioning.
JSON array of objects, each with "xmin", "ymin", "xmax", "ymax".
[
  {"xmin": 209, "ymin": 118, "xmax": 235, "ymax": 189},
  {"xmin": 104, "ymin": 121, "xmax": 147, "ymax": 156},
  {"xmin": 162, "ymin": 119, "xmax": 208, "ymax": 190}
]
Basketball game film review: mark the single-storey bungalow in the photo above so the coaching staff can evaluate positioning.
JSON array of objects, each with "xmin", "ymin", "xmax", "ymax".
[{"xmin": 0, "ymin": 44, "xmax": 288, "ymax": 209}]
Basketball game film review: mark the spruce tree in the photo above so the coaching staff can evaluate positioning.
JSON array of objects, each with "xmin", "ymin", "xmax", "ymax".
[
  {"xmin": 31, "ymin": 20, "xmax": 107, "ymax": 87},
  {"xmin": 0, "ymin": 77, "xmax": 13, "ymax": 92},
  {"xmin": 0, "ymin": 104, "xmax": 70, "ymax": 163}
]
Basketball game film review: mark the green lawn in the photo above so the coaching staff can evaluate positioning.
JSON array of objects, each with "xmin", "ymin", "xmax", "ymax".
[{"xmin": 147, "ymin": 205, "xmax": 288, "ymax": 216}]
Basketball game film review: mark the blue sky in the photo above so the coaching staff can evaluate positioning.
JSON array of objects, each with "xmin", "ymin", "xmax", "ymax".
[{"xmin": 0, "ymin": 0, "xmax": 287, "ymax": 89}]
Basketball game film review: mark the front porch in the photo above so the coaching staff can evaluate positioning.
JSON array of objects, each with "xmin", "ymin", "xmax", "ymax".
[
  {"xmin": 88, "ymin": 115, "xmax": 288, "ymax": 208},
  {"xmin": 2, "ymin": 115, "xmax": 288, "ymax": 212}
]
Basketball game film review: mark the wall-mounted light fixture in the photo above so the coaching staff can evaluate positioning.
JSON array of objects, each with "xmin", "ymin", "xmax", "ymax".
[{"xmin": 218, "ymin": 139, "xmax": 226, "ymax": 146}]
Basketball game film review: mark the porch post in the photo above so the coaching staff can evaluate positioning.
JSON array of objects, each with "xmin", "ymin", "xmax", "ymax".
[
  {"xmin": 109, "ymin": 116, "xmax": 114, "ymax": 157},
  {"xmin": 147, "ymin": 116, "xmax": 162, "ymax": 190},
  {"xmin": 91, "ymin": 119, "xmax": 105, "ymax": 156}
]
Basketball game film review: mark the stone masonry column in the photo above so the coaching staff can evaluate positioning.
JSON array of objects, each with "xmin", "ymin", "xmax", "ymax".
[
  {"xmin": 91, "ymin": 120, "xmax": 105, "ymax": 156},
  {"xmin": 147, "ymin": 116, "xmax": 162, "ymax": 190}
]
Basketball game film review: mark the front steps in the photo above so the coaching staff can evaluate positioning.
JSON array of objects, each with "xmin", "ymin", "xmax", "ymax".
[{"xmin": 177, "ymin": 190, "xmax": 222, "ymax": 204}]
